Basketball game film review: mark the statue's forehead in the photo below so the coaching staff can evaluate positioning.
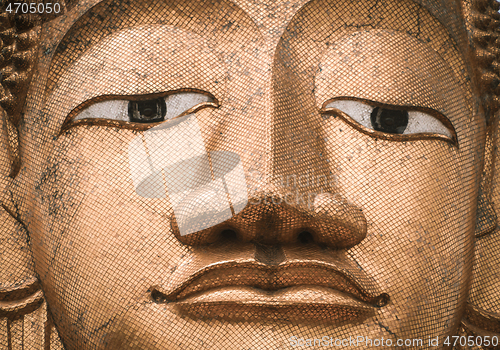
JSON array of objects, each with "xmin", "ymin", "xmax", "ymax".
[
  {"xmin": 48, "ymin": 0, "xmax": 466, "ymax": 44},
  {"xmin": 43, "ymin": 0, "xmax": 467, "ymax": 58},
  {"xmin": 412, "ymin": 0, "xmax": 467, "ymax": 47},
  {"xmin": 233, "ymin": 0, "xmax": 467, "ymax": 49},
  {"xmin": 38, "ymin": 0, "xmax": 470, "ymax": 104}
]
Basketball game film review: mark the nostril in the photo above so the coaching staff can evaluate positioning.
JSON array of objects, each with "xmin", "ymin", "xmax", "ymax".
[
  {"xmin": 219, "ymin": 229, "xmax": 238, "ymax": 243},
  {"xmin": 150, "ymin": 288, "xmax": 168, "ymax": 303},
  {"xmin": 298, "ymin": 231, "xmax": 314, "ymax": 244}
]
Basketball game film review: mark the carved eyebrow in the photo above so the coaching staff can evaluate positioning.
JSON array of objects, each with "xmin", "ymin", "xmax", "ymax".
[
  {"xmin": 45, "ymin": 23, "xmax": 228, "ymax": 132},
  {"xmin": 45, "ymin": 0, "xmax": 255, "ymax": 100},
  {"xmin": 313, "ymin": 30, "xmax": 475, "ymax": 129}
]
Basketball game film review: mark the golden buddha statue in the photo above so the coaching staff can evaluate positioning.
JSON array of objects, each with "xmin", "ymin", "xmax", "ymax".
[{"xmin": 1, "ymin": 0, "xmax": 499, "ymax": 348}]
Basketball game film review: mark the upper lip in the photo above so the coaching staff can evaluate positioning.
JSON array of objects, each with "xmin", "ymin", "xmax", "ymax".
[{"xmin": 150, "ymin": 243, "xmax": 389, "ymax": 307}]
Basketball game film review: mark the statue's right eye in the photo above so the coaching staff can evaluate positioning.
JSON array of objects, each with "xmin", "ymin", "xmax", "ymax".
[{"xmin": 69, "ymin": 92, "xmax": 216, "ymax": 127}]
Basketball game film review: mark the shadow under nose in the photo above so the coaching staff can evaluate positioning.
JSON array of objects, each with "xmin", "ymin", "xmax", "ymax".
[{"xmin": 172, "ymin": 190, "xmax": 366, "ymax": 250}]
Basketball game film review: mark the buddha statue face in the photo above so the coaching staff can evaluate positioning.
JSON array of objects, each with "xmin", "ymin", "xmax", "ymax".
[{"xmin": 1, "ymin": 0, "xmax": 499, "ymax": 349}]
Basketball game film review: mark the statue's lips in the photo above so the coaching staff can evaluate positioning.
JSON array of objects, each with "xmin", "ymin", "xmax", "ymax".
[
  {"xmin": 171, "ymin": 286, "xmax": 380, "ymax": 323},
  {"xmin": 149, "ymin": 244, "xmax": 389, "ymax": 322},
  {"xmin": 152, "ymin": 261, "xmax": 388, "ymax": 306}
]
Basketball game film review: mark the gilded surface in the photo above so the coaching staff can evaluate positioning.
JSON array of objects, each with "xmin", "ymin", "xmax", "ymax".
[{"xmin": 0, "ymin": 0, "xmax": 500, "ymax": 349}]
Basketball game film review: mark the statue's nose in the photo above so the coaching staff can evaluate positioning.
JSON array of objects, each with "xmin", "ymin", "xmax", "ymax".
[
  {"xmin": 171, "ymin": 65, "xmax": 367, "ymax": 248},
  {"xmin": 172, "ymin": 182, "xmax": 367, "ymax": 249}
]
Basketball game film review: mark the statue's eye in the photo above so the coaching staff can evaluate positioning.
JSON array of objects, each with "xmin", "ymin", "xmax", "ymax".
[
  {"xmin": 71, "ymin": 92, "xmax": 215, "ymax": 125},
  {"xmin": 369, "ymin": 107, "xmax": 408, "ymax": 134},
  {"xmin": 128, "ymin": 98, "xmax": 167, "ymax": 123},
  {"xmin": 323, "ymin": 99, "xmax": 455, "ymax": 143}
]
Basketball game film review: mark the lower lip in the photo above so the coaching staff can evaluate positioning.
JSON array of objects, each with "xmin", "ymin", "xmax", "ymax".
[{"xmin": 160, "ymin": 286, "xmax": 379, "ymax": 324}]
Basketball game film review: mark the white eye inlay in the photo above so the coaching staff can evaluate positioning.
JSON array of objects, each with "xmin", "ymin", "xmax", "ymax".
[
  {"xmin": 325, "ymin": 100, "xmax": 452, "ymax": 139},
  {"xmin": 74, "ymin": 92, "xmax": 214, "ymax": 122},
  {"xmin": 75, "ymin": 99, "xmax": 129, "ymax": 121}
]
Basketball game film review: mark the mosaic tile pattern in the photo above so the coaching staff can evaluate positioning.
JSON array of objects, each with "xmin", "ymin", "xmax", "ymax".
[{"xmin": 1, "ymin": 0, "xmax": 500, "ymax": 349}]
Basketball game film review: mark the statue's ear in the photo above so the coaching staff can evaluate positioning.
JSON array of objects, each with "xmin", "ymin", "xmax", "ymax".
[
  {"xmin": 0, "ymin": 106, "xmax": 46, "ymax": 343},
  {"xmin": 461, "ymin": 0, "xmax": 500, "ymax": 340},
  {"xmin": 475, "ymin": 186, "xmax": 497, "ymax": 237},
  {"xmin": 475, "ymin": 120, "xmax": 497, "ymax": 238},
  {"xmin": 464, "ymin": 115, "xmax": 500, "ymax": 341},
  {"xmin": 0, "ymin": 2, "xmax": 43, "ymax": 295},
  {"xmin": 0, "ymin": 7, "xmax": 66, "ymax": 349},
  {"xmin": 0, "ymin": 106, "xmax": 38, "ymax": 289}
]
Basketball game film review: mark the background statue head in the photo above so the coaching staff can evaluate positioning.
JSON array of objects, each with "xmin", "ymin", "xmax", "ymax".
[{"xmin": 1, "ymin": 0, "xmax": 500, "ymax": 349}]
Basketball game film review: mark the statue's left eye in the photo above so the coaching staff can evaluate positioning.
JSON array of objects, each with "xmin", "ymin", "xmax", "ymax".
[
  {"xmin": 72, "ymin": 92, "xmax": 214, "ymax": 124},
  {"xmin": 128, "ymin": 98, "xmax": 167, "ymax": 123},
  {"xmin": 323, "ymin": 99, "xmax": 454, "ymax": 141}
]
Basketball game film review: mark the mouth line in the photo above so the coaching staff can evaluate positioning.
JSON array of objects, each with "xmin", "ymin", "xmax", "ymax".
[
  {"xmin": 150, "ymin": 260, "xmax": 389, "ymax": 308},
  {"xmin": 151, "ymin": 285, "xmax": 384, "ymax": 324}
]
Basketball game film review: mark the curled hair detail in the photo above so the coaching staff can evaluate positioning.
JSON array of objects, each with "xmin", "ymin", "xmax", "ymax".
[
  {"xmin": 0, "ymin": 1, "xmax": 75, "ymax": 126},
  {"xmin": 467, "ymin": 0, "xmax": 500, "ymax": 120}
]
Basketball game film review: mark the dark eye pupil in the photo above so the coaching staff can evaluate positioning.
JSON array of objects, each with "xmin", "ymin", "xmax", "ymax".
[
  {"xmin": 128, "ymin": 98, "xmax": 166, "ymax": 123},
  {"xmin": 370, "ymin": 107, "xmax": 408, "ymax": 134}
]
